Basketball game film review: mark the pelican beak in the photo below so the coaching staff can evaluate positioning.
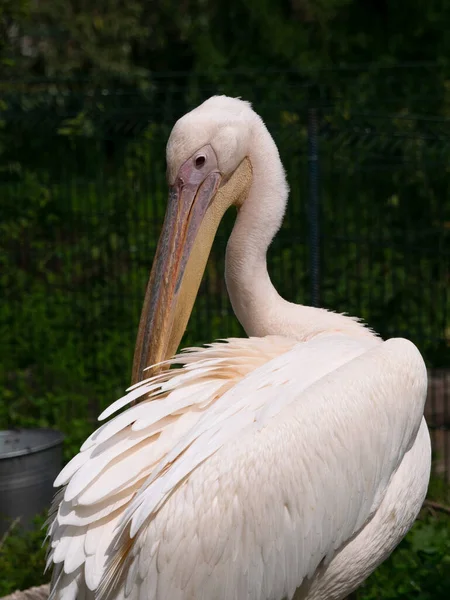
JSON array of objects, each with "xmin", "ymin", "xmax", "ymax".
[
  {"xmin": 131, "ymin": 144, "xmax": 222, "ymax": 384},
  {"xmin": 131, "ymin": 146, "xmax": 253, "ymax": 386}
]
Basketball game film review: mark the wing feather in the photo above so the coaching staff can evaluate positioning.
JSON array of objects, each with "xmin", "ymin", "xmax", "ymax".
[
  {"xmin": 48, "ymin": 334, "xmax": 428, "ymax": 600},
  {"xmin": 105, "ymin": 337, "xmax": 426, "ymax": 600},
  {"xmin": 49, "ymin": 336, "xmax": 295, "ymax": 600}
]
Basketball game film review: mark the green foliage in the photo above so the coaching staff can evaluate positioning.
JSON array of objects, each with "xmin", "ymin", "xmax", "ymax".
[
  {"xmin": 0, "ymin": 0, "xmax": 30, "ymax": 74},
  {"xmin": 357, "ymin": 513, "xmax": 450, "ymax": 599},
  {"xmin": 0, "ymin": 514, "xmax": 48, "ymax": 596},
  {"xmin": 1, "ymin": 0, "xmax": 148, "ymax": 81},
  {"xmin": 2, "ymin": 1, "xmax": 450, "ymax": 81}
]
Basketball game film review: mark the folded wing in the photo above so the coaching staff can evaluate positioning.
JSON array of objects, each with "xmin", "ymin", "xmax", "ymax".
[{"xmin": 48, "ymin": 334, "xmax": 427, "ymax": 600}]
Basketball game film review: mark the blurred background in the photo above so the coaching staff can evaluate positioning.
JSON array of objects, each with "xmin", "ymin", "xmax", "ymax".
[{"xmin": 0, "ymin": 1, "xmax": 449, "ymax": 598}]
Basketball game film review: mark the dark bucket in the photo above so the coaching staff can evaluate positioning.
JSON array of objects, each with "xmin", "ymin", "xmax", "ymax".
[{"xmin": 0, "ymin": 428, "xmax": 64, "ymax": 535}]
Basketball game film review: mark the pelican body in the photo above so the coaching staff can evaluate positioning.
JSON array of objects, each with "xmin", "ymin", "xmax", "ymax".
[{"xmin": 47, "ymin": 97, "xmax": 431, "ymax": 600}]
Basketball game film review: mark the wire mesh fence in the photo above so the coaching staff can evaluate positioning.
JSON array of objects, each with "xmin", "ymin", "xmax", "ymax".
[{"xmin": 0, "ymin": 70, "xmax": 449, "ymax": 485}]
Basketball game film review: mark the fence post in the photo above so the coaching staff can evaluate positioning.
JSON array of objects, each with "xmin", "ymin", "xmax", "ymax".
[{"xmin": 307, "ymin": 107, "xmax": 321, "ymax": 308}]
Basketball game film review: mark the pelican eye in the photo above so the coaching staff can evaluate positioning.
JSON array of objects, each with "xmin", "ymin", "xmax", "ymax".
[{"xmin": 195, "ymin": 155, "xmax": 206, "ymax": 169}]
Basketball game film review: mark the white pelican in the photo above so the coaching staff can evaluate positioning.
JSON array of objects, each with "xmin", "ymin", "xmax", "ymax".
[{"xmin": 47, "ymin": 96, "xmax": 431, "ymax": 600}]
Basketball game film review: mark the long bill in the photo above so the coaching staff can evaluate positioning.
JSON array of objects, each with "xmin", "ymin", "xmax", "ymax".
[{"xmin": 131, "ymin": 156, "xmax": 253, "ymax": 386}]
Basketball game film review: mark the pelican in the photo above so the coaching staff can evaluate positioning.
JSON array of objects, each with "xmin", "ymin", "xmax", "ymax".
[{"xmin": 47, "ymin": 96, "xmax": 431, "ymax": 600}]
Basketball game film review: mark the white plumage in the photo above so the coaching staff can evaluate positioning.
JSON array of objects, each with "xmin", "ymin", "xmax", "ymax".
[{"xmin": 47, "ymin": 96, "xmax": 431, "ymax": 600}]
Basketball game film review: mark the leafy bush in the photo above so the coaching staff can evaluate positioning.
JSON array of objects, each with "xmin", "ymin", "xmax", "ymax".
[
  {"xmin": 358, "ymin": 510, "xmax": 450, "ymax": 599},
  {"xmin": 0, "ymin": 514, "xmax": 48, "ymax": 597}
]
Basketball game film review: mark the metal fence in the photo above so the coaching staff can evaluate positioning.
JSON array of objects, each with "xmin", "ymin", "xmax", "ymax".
[{"xmin": 1, "ymin": 71, "xmax": 449, "ymax": 482}]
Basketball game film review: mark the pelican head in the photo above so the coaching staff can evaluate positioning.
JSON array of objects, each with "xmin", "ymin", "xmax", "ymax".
[{"xmin": 132, "ymin": 97, "xmax": 255, "ymax": 383}]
